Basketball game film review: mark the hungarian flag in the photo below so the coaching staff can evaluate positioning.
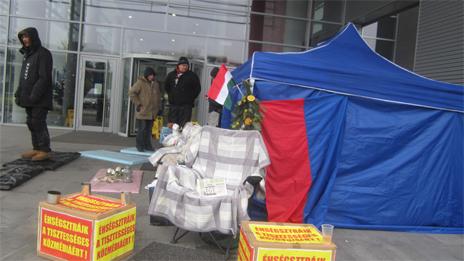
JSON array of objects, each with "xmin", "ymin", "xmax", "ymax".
[{"xmin": 207, "ymin": 64, "xmax": 235, "ymax": 110}]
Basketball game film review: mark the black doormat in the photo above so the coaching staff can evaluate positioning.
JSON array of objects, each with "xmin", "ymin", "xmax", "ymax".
[
  {"xmin": 0, "ymin": 152, "xmax": 80, "ymax": 191},
  {"xmin": 129, "ymin": 241, "xmax": 228, "ymax": 261}
]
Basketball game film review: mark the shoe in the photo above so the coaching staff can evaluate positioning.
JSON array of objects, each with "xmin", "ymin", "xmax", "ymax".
[
  {"xmin": 136, "ymin": 147, "xmax": 145, "ymax": 152},
  {"xmin": 21, "ymin": 150, "xmax": 40, "ymax": 159},
  {"xmin": 31, "ymin": 151, "xmax": 50, "ymax": 161}
]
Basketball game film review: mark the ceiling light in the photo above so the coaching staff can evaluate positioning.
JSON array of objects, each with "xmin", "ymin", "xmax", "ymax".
[
  {"xmin": 128, "ymin": 15, "xmax": 133, "ymax": 19},
  {"xmin": 171, "ymin": 39, "xmax": 175, "ymax": 42},
  {"xmin": 171, "ymin": 13, "xmax": 176, "ymax": 17},
  {"xmin": 139, "ymin": 38, "xmax": 144, "ymax": 41}
]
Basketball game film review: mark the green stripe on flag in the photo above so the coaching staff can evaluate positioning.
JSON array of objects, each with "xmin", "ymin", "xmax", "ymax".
[{"xmin": 224, "ymin": 79, "xmax": 236, "ymax": 110}]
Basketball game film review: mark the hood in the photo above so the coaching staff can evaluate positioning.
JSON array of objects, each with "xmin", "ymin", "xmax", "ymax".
[
  {"xmin": 138, "ymin": 76, "xmax": 150, "ymax": 83},
  {"xmin": 18, "ymin": 27, "xmax": 42, "ymax": 55}
]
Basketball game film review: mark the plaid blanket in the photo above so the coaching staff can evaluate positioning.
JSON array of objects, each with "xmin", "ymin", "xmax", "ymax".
[
  {"xmin": 148, "ymin": 123, "xmax": 202, "ymax": 167},
  {"xmin": 148, "ymin": 126, "xmax": 270, "ymax": 235}
]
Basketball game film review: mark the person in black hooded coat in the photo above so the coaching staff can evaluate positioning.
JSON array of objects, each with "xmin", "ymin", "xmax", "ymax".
[{"xmin": 15, "ymin": 27, "xmax": 53, "ymax": 161}]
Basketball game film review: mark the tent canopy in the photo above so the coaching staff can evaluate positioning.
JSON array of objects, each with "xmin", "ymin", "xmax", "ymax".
[
  {"xmin": 224, "ymin": 23, "xmax": 463, "ymax": 234},
  {"xmin": 233, "ymin": 23, "xmax": 463, "ymax": 113}
]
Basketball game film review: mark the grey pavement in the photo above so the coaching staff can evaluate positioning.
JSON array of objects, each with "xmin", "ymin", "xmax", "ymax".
[{"xmin": 0, "ymin": 125, "xmax": 463, "ymax": 261}]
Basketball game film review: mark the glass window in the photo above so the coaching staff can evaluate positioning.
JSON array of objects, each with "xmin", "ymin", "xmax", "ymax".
[
  {"xmin": 167, "ymin": 6, "xmax": 248, "ymax": 40},
  {"xmin": 84, "ymin": 0, "xmax": 166, "ymax": 31},
  {"xmin": 4, "ymin": 48, "xmax": 77, "ymax": 127},
  {"xmin": 206, "ymin": 38, "xmax": 246, "ymax": 66},
  {"xmin": 123, "ymin": 29, "xmax": 205, "ymax": 60},
  {"xmin": 250, "ymin": 14, "xmax": 307, "ymax": 46},
  {"xmin": 0, "ymin": 15, "xmax": 7, "ymax": 44},
  {"xmin": 251, "ymin": 0, "xmax": 308, "ymax": 18},
  {"xmin": 170, "ymin": 0, "xmax": 249, "ymax": 13},
  {"xmin": 362, "ymin": 16, "xmax": 397, "ymax": 40},
  {"xmin": 310, "ymin": 22, "xmax": 342, "ymax": 47},
  {"xmin": 0, "ymin": 0, "xmax": 7, "ymax": 14},
  {"xmin": 8, "ymin": 17, "xmax": 79, "ymax": 51},
  {"xmin": 10, "ymin": 0, "xmax": 82, "ymax": 21},
  {"xmin": 248, "ymin": 42, "xmax": 304, "ymax": 57},
  {"xmin": 311, "ymin": 0, "xmax": 344, "ymax": 23},
  {"xmin": 81, "ymin": 25, "xmax": 121, "ymax": 55},
  {"xmin": 364, "ymin": 38, "xmax": 394, "ymax": 60}
]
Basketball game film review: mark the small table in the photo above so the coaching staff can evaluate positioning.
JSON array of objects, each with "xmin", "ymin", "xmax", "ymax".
[{"xmin": 90, "ymin": 169, "xmax": 144, "ymax": 194}]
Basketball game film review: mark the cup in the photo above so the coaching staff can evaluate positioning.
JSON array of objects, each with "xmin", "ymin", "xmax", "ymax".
[
  {"xmin": 321, "ymin": 224, "xmax": 334, "ymax": 243},
  {"xmin": 81, "ymin": 182, "xmax": 91, "ymax": 195},
  {"xmin": 47, "ymin": 191, "xmax": 61, "ymax": 204}
]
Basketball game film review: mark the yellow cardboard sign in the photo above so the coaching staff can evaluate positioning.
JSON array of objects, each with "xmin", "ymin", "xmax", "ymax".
[
  {"xmin": 250, "ymin": 224, "xmax": 322, "ymax": 244},
  {"xmin": 59, "ymin": 194, "xmax": 123, "ymax": 213},
  {"xmin": 93, "ymin": 208, "xmax": 136, "ymax": 261},
  {"xmin": 257, "ymin": 248, "xmax": 332, "ymax": 261},
  {"xmin": 238, "ymin": 229, "xmax": 253, "ymax": 261}
]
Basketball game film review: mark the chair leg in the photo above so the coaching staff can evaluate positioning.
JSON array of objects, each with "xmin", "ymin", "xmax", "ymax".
[
  {"xmin": 171, "ymin": 227, "xmax": 189, "ymax": 244},
  {"xmin": 207, "ymin": 232, "xmax": 225, "ymax": 252},
  {"xmin": 205, "ymin": 232, "xmax": 233, "ymax": 260}
]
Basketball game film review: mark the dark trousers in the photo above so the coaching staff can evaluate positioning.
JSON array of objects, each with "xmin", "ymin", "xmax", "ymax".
[
  {"xmin": 168, "ymin": 104, "xmax": 193, "ymax": 127},
  {"xmin": 26, "ymin": 107, "xmax": 51, "ymax": 152},
  {"xmin": 136, "ymin": 119, "xmax": 154, "ymax": 151}
]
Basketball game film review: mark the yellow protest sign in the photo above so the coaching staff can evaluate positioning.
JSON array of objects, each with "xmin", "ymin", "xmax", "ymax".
[
  {"xmin": 249, "ymin": 224, "xmax": 323, "ymax": 244},
  {"xmin": 93, "ymin": 208, "xmax": 136, "ymax": 261},
  {"xmin": 257, "ymin": 248, "xmax": 333, "ymax": 261},
  {"xmin": 59, "ymin": 194, "xmax": 123, "ymax": 213}
]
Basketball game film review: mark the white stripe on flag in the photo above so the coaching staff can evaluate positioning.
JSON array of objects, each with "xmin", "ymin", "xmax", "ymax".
[{"xmin": 215, "ymin": 71, "xmax": 233, "ymax": 105}]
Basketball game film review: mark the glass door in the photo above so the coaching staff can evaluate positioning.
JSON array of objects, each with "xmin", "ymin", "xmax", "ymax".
[
  {"xmin": 77, "ymin": 56, "xmax": 117, "ymax": 132},
  {"xmin": 128, "ymin": 57, "xmax": 176, "ymax": 136},
  {"xmin": 190, "ymin": 60, "xmax": 206, "ymax": 124}
]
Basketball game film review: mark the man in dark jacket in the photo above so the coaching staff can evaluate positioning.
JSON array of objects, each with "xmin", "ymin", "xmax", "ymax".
[
  {"xmin": 15, "ymin": 27, "xmax": 53, "ymax": 161},
  {"xmin": 165, "ymin": 57, "xmax": 201, "ymax": 127}
]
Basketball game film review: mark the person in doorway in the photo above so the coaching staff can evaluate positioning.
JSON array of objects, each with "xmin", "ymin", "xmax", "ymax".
[
  {"xmin": 129, "ymin": 67, "xmax": 161, "ymax": 152},
  {"xmin": 165, "ymin": 57, "xmax": 201, "ymax": 127},
  {"xmin": 15, "ymin": 27, "xmax": 53, "ymax": 161}
]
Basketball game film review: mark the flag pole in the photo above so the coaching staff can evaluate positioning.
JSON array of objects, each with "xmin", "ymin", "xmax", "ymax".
[{"xmin": 233, "ymin": 83, "xmax": 245, "ymax": 97}]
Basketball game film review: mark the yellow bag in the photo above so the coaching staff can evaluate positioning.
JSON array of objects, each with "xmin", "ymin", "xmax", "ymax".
[{"xmin": 152, "ymin": 116, "xmax": 163, "ymax": 139}]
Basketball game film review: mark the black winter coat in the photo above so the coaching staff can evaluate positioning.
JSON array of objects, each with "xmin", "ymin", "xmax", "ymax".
[
  {"xmin": 15, "ymin": 27, "xmax": 53, "ymax": 110},
  {"xmin": 164, "ymin": 70, "xmax": 201, "ymax": 106}
]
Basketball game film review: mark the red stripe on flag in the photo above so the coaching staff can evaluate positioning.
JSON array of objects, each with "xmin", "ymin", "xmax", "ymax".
[
  {"xmin": 207, "ymin": 64, "xmax": 227, "ymax": 100},
  {"xmin": 260, "ymin": 99, "xmax": 312, "ymax": 223}
]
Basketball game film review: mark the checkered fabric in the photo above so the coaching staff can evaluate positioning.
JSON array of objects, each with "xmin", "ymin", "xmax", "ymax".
[{"xmin": 148, "ymin": 126, "xmax": 270, "ymax": 235}]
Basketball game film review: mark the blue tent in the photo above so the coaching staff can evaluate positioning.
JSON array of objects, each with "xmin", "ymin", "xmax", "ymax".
[{"xmin": 224, "ymin": 23, "xmax": 463, "ymax": 233}]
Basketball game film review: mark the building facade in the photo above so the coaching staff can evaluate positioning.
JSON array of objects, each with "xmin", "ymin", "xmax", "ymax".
[{"xmin": 0, "ymin": 0, "xmax": 462, "ymax": 135}]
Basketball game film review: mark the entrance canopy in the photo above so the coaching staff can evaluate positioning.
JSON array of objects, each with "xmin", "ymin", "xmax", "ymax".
[{"xmin": 225, "ymin": 23, "xmax": 463, "ymax": 233}]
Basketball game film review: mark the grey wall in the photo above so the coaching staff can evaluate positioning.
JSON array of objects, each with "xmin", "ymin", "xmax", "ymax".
[
  {"xmin": 414, "ymin": 0, "xmax": 464, "ymax": 85},
  {"xmin": 345, "ymin": 0, "xmax": 418, "ymax": 24}
]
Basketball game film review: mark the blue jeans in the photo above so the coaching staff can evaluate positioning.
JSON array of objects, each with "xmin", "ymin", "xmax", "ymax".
[{"xmin": 136, "ymin": 119, "xmax": 154, "ymax": 151}]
